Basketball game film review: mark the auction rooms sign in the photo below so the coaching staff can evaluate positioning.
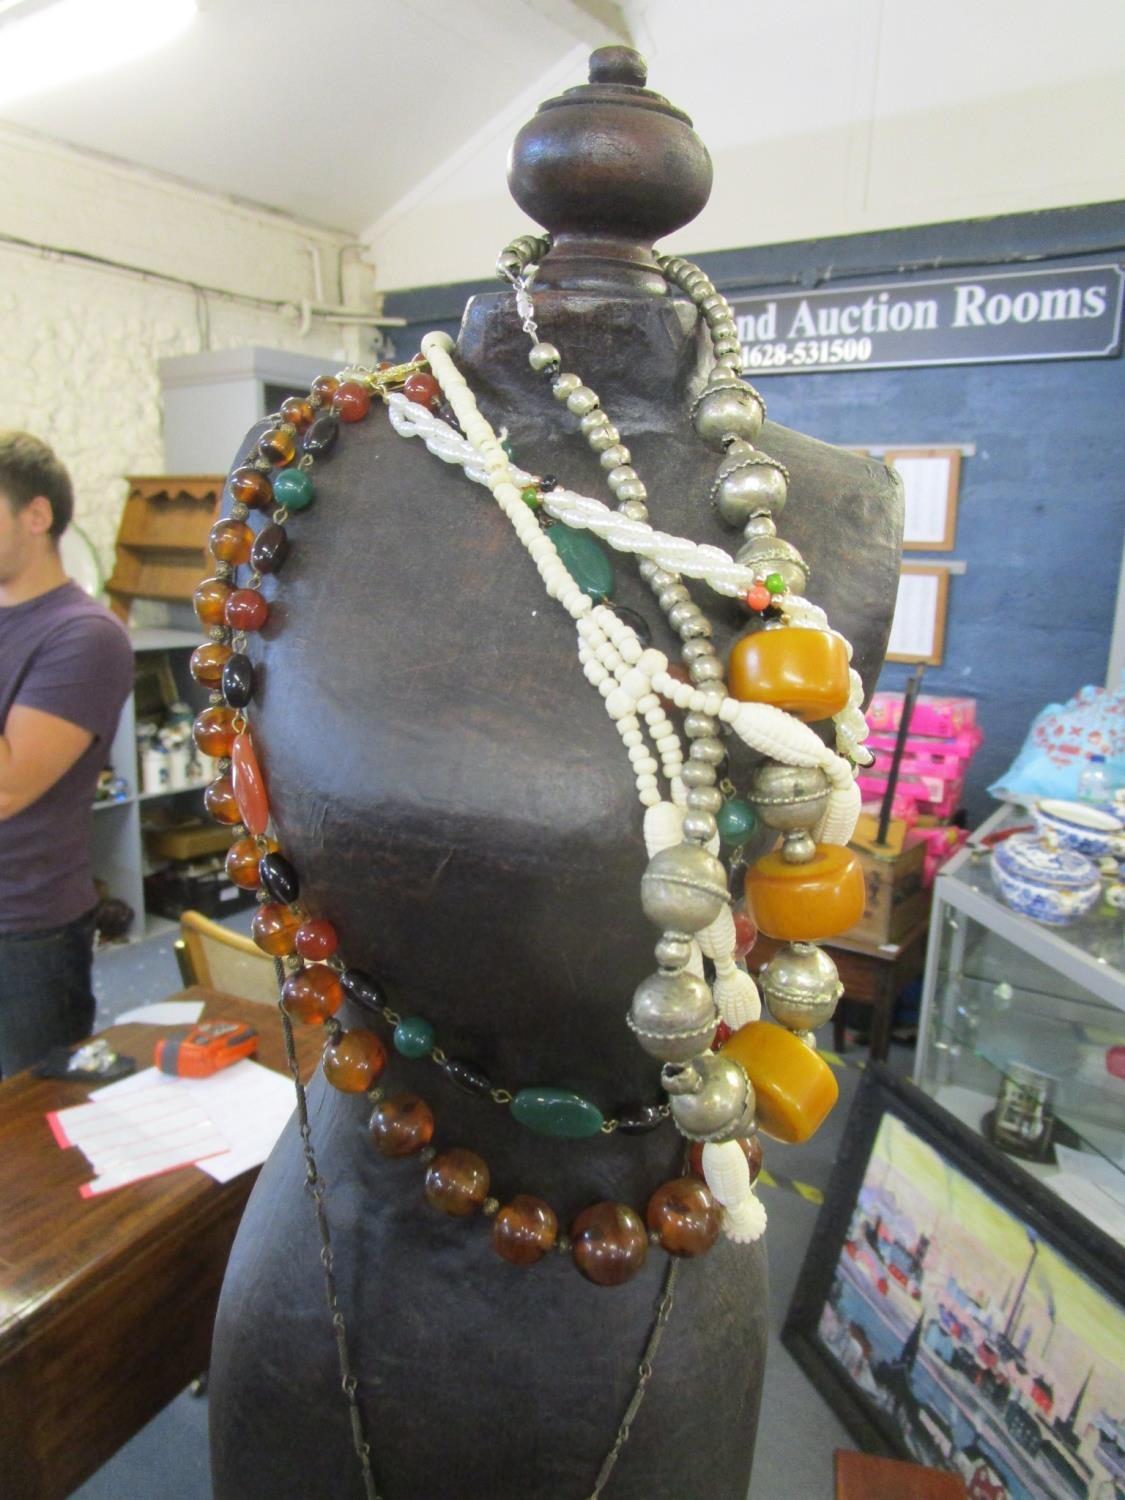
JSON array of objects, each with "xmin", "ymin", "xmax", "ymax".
[{"xmin": 727, "ymin": 263, "xmax": 1124, "ymax": 374}]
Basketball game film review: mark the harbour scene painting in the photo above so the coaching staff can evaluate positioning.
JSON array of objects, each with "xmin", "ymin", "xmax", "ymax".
[{"xmin": 814, "ymin": 1112, "xmax": 1125, "ymax": 1500}]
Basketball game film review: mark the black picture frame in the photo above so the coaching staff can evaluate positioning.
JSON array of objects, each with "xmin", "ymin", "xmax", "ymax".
[{"xmin": 782, "ymin": 1064, "xmax": 1125, "ymax": 1499}]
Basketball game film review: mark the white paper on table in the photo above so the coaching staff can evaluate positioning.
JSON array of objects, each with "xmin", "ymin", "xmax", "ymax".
[
  {"xmin": 1054, "ymin": 1144, "xmax": 1125, "ymax": 1206},
  {"xmin": 1042, "ymin": 1172, "xmax": 1125, "ymax": 1242},
  {"xmin": 114, "ymin": 1000, "xmax": 206, "ymax": 1026},
  {"xmin": 89, "ymin": 1059, "xmax": 296, "ymax": 1184},
  {"xmin": 48, "ymin": 1083, "xmax": 230, "ymax": 1197}
]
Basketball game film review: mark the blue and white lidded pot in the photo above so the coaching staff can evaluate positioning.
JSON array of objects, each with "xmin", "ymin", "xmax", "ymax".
[
  {"xmin": 991, "ymin": 833, "xmax": 1102, "ymax": 927},
  {"xmin": 1033, "ymin": 799, "xmax": 1124, "ymax": 860}
]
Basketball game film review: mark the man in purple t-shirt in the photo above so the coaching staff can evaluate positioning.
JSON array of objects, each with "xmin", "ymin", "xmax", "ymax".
[{"xmin": 0, "ymin": 433, "xmax": 133, "ymax": 1076}]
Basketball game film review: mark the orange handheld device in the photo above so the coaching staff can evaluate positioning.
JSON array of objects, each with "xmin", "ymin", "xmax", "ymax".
[{"xmin": 155, "ymin": 1020, "xmax": 259, "ymax": 1078}]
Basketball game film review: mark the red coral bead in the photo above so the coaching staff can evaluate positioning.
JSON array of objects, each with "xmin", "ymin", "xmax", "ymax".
[
  {"xmin": 745, "ymin": 583, "xmax": 771, "ymax": 612},
  {"xmin": 231, "ymin": 731, "xmax": 270, "ymax": 835},
  {"xmin": 403, "ymin": 371, "xmax": 440, "ymax": 408},
  {"xmin": 225, "ymin": 589, "xmax": 269, "ymax": 632},
  {"xmin": 332, "ymin": 380, "xmax": 371, "ymax": 422},
  {"xmin": 732, "ymin": 904, "xmax": 758, "ymax": 960},
  {"xmin": 295, "ymin": 917, "xmax": 338, "ymax": 961}
]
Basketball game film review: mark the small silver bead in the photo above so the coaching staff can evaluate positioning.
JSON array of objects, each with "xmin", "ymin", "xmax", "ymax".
[
  {"xmin": 213, "ymin": 561, "xmax": 234, "ymax": 580},
  {"xmin": 713, "ymin": 338, "xmax": 742, "ymax": 357},
  {"xmin": 230, "ymin": 501, "xmax": 249, "ymax": 522},
  {"xmin": 689, "ymin": 657, "xmax": 724, "ymax": 684},
  {"xmin": 684, "ymin": 711, "xmax": 720, "ymax": 737},
  {"xmin": 655, "ymin": 930, "xmax": 693, "ymax": 970},
  {"xmin": 284, "ymin": 954, "xmax": 302, "ymax": 973},
  {"xmin": 580, "ymin": 408, "xmax": 611, "ymax": 436},
  {"xmin": 556, "ymin": 1234, "xmax": 572, "ymax": 1255},
  {"xmin": 638, "ymin": 558, "xmax": 660, "ymax": 582},
  {"xmin": 552, "ymin": 372, "xmax": 581, "ymax": 401},
  {"xmin": 587, "ymin": 423, "xmax": 621, "ymax": 453},
  {"xmin": 419, "ymin": 1145, "xmax": 437, "ymax": 1164},
  {"xmin": 600, "ymin": 444, "xmax": 631, "ymax": 470},
  {"xmin": 208, "ymin": 689, "xmax": 223, "ymax": 705},
  {"xmin": 781, "ymin": 829, "xmax": 818, "ymax": 864},
  {"xmin": 649, "ymin": 1228, "xmax": 663, "ymax": 1246},
  {"xmin": 685, "ymin": 785, "xmax": 724, "ymax": 814},
  {"xmin": 667, "ymin": 600, "xmax": 700, "ymax": 631},
  {"xmin": 482, "ymin": 1196, "xmax": 500, "ymax": 1217},
  {"xmin": 700, "ymin": 293, "xmax": 725, "ymax": 315},
  {"xmin": 566, "ymin": 385, "xmax": 600, "ymax": 416},
  {"xmin": 682, "ymin": 642, "xmax": 716, "ymax": 668},
  {"xmin": 619, "ymin": 499, "xmax": 649, "ymax": 522},
  {"xmin": 607, "ymin": 465, "xmax": 638, "ymax": 491},
  {"xmin": 528, "ymin": 341, "xmax": 560, "ymax": 373},
  {"xmin": 735, "ymin": 532, "xmax": 808, "ymax": 593},
  {"xmin": 689, "ymin": 737, "xmax": 725, "ymax": 764},
  {"xmin": 659, "ymin": 584, "xmax": 690, "ymax": 609},
  {"xmin": 648, "ymin": 568, "xmax": 676, "ymax": 591},
  {"xmin": 681, "ymin": 810, "xmax": 718, "ymax": 843},
  {"xmin": 615, "ymin": 478, "xmax": 647, "ymax": 503},
  {"xmin": 681, "ymin": 762, "xmax": 718, "ymax": 788},
  {"xmin": 743, "ymin": 511, "xmax": 778, "ymax": 540},
  {"xmin": 679, "ymin": 615, "xmax": 712, "ymax": 640},
  {"xmin": 208, "ymin": 625, "xmax": 230, "ymax": 643},
  {"xmin": 693, "ymin": 388, "xmax": 765, "ymax": 449}
]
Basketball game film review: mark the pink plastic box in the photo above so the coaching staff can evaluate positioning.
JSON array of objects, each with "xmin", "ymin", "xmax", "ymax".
[
  {"xmin": 857, "ymin": 771, "xmax": 965, "ymax": 821},
  {"xmin": 866, "ymin": 692, "xmax": 978, "ymax": 740}
]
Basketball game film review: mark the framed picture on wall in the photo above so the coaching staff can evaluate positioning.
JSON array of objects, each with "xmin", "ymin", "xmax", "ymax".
[
  {"xmin": 783, "ymin": 1067, "xmax": 1125, "ymax": 1500},
  {"xmin": 886, "ymin": 447, "xmax": 962, "ymax": 551},
  {"xmin": 886, "ymin": 564, "xmax": 949, "ymax": 665}
]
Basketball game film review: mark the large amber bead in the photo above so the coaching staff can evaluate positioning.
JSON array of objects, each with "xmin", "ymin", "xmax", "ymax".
[
  {"xmin": 424, "ymin": 1148, "xmax": 490, "ymax": 1217},
  {"xmin": 645, "ymin": 1177, "xmax": 722, "ymax": 1258},
  {"xmin": 194, "ymin": 575, "xmax": 231, "ymax": 626},
  {"xmin": 226, "ymin": 835, "xmax": 263, "ymax": 889},
  {"xmin": 208, "ymin": 518, "xmax": 253, "ymax": 565},
  {"xmin": 370, "ymin": 1092, "xmax": 434, "ymax": 1158},
  {"xmin": 744, "ymin": 844, "xmax": 865, "ymax": 941},
  {"xmin": 720, "ymin": 1021, "xmax": 839, "ymax": 1144},
  {"xmin": 230, "ymin": 466, "xmax": 273, "ymax": 510},
  {"xmin": 728, "ymin": 627, "xmax": 851, "ymax": 722},
  {"xmin": 189, "ymin": 641, "xmax": 231, "ymax": 686},
  {"xmin": 251, "ymin": 902, "xmax": 300, "ymax": 956},
  {"xmin": 282, "ymin": 964, "xmax": 344, "ymax": 1024},
  {"xmin": 571, "ymin": 1202, "xmax": 648, "ymax": 1286},
  {"xmin": 492, "ymin": 1195, "xmax": 558, "ymax": 1265},
  {"xmin": 193, "ymin": 705, "xmax": 238, "ymax": 759},
  {"xmin": 204, "ymin": 774, "xmax": 241, "ymax": 825},
  {"xmin": 323, "ymin": 1028, "xmax": 387, "ymax": 1093}
]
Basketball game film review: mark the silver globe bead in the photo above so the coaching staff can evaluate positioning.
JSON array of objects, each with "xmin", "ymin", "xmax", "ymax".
[
  {"xmin": 528, "ymin": 341, "xmax": 560, "ymax": 374},
  {"xmin": 607, "ymin": 465, "xmax": 638, "ymax": 490},
  {"xmin": 689, "ymin": 657, "xmax": 724, "ymax": 684},
  {"xmin": 760, "ymin": 942, "xmax": 843, "ymax": 1033},
  {"xmin": 628, "ymin": 969, "xmax": 718, "ymax": 1061},
  {"xmin": 685, "ymin": 786, "xmax": 723, "ymax": 814},
  {"xmin": 746, "ymin": 762, "xmax": 831, "ymax": 832},
  {"xmin": 688, "ymin": 737, "xmax": 725, "ymax": 764},
  {"xmin": 587, "ymin": 423, "xmax": 621, "ymax": 452},
  {"xmin": 684, "ymin": 710, "xmax": 720, "ymax": 736},
  {"xmin": 679, "ymin": 614, "xmax": 712, "ymax": 641},
  {"xmin": 692, "ymin": 386, "xmax": 764, "ymax": 449},
  {"xmin": 681, "ymin": 763, "xmax": 718, "ymax": 789},
  {"xmin": 658, "ymin": 583, "xmax": 690, "ymax": 609},
  {"xmin": 661, "ymin": 1054, "xmax": 757, "ymax": 1142},
  {"xmin": 619, "ymin": 499, "xmax": 649, "ymax": 522},
  {"xmin": 735, "ymin": 533, "xmax": 809, "ymax": 593},
  {"xmin": 681, "ymin": 810, "xmax": 718, "ymax": 844},
  {"xmin": 667, "ymin": 600, "xmax": 700, "ymax": 631},
  {"xmin": 713, "ymin": 457, "xmax": 789, "ymax": 528},
  {"xmin": 551, "ymin": 373, "xmax": 581, "ymax": 401},
  {"xmin": 640, "ymin": 844, "xmax": 728, "ymax": 932},
  {"xmin": 615, "ymin": 478, "xmax": 647, "ymax": 503},
  {"xmin": 600, "ymin": 444, "xmax": 631, "ymax": 470},
  {"xmin": 580, "ymin": 408, "xmax": 610, "ymax": 437}
]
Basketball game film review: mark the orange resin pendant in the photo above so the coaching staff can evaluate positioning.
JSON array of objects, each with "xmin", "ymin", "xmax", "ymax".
[
  {"xmin": 744, "ymin": 844, "xmax": 864, "ymax": 941},
  {"xmin": 720, "ymin": 1021, "xmax": 839, "ymax": 1143},
  {"xmin": 728, "ymin": 627, "xmax": 851, "ymax": 722}
]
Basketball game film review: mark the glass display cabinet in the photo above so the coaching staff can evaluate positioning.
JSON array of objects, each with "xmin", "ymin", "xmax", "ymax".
[{"xmin": 915, "ymin": 805, "xmax": 1125, "ymax": 1240}]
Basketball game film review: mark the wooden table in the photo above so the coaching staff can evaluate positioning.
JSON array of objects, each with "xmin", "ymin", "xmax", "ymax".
[
  {"xmin": 752, "ymin": 919, "xmax": 929, "ymax": 1062},
  {"xmin": 0, "ymin": 986, "xmax": 319, "ymax": 1500}
]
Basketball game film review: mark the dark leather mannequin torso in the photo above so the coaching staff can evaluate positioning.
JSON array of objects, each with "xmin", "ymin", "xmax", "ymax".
[{"xmin": 209, "ymin": 50, "xmax": 902, "ymax": 1500}]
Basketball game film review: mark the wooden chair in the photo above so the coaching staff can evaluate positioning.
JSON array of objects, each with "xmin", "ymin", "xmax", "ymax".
[{"xmin": 176, "ymin": 910, "xmax": 279, "ymax": 1006}]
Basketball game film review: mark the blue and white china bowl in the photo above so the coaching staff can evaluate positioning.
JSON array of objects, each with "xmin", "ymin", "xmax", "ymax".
[
  {"xmin": 1034, "ymin": 798, "xmax": 1123, "ymax": 860},
  {"xmin": 991, "ymin": 833, "xmax": 1102, "ymax": 927}
]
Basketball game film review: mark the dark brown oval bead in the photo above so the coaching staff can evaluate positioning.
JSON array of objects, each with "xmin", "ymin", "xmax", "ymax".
[
  {"xmin": 259, "ymin": 851, "xmax": 299, "ymax": 904},
  {"xmin": 341, "ymin": 968, "xmax": 385, "ymax": 1013},
  {"xmin": 442, "ymin": 1058, "xmax": 493, "ymax": 1097},
  {"xmin": 615, "ymin": 1103, "xmax": 666, "ymax": 1135},
  {"xmin": 250, "ymin": 523, "xmax": 289, "ymax": 576},
  {"xmin": 303, "ymin": 414, "xmax": 339, "ymax": 456},
  {"xmin": 221, "ymin": 653, "xmax": 254, "ymax": 709}
]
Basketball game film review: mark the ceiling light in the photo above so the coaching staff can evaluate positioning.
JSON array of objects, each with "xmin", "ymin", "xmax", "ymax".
[{"xmin": 0, "ymin": 0, "xmax": 197, "ymax": 109}]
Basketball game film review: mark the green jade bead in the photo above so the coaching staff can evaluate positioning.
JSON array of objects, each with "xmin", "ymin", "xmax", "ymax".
[
  {"xmin": 550, "ymin": 523, "xmax": 614, "ymax": 603},
  {"xmin": 511, "ymin": 1086, "xmax": 605, "ymax": 1139},
  {"xmin": 764, "ymin": 571, "xmax": 786, "ymax": 595},
  {"xmin": 521, "ymin": 485, "xmax": 541, "ymax": 510},
  {"xmin": 393, "ymin": 1016, "xmax": 435, "ymax": 1059},
  {"xmin": 273, "ymin": 468, "xmax": 315, "ymax": 511},
  {"xmin": 717, "ymin": 797, "xmax": 758, "ymax": 847}
]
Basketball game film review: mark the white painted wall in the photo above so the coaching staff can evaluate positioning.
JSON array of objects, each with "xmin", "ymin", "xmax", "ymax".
[
  {"xmin": 0, "ymin": 126, "xmax": 360, "ymax": 569},
  {"xmin": 363, "ymin": 0, "xmax": 1125, "ymax": 291}
]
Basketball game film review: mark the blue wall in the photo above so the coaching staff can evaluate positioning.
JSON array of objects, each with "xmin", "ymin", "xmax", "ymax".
[{"xmin": 383, "ymin": 205, "xmax": 1125, "ymax": 827}]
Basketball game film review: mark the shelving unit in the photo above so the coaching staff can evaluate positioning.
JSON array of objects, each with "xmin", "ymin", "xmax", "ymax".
[
  {"xmin": 90, "ymin": 627, "xmax": 220, "ymax": 942},
  {"xmin": 915, "ymin": 803, "xmax": 1125, "ymax": 1238}
]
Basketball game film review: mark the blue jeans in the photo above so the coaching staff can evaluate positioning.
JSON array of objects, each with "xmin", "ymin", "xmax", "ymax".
[{"xmin": 0, "ymin": 908, "xmax": 97, "ymax": 1078}]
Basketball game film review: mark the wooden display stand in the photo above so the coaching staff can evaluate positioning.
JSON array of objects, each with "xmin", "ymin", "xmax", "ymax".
[{"xmin": 106, "ymin": 475, "xmax": 223, "ymax": 621}]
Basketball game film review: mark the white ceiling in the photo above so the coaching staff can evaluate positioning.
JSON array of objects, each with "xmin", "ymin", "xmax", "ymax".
[{"xmin": 0, "ymin": 0, "xmax": 623, "ymax": 232}]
